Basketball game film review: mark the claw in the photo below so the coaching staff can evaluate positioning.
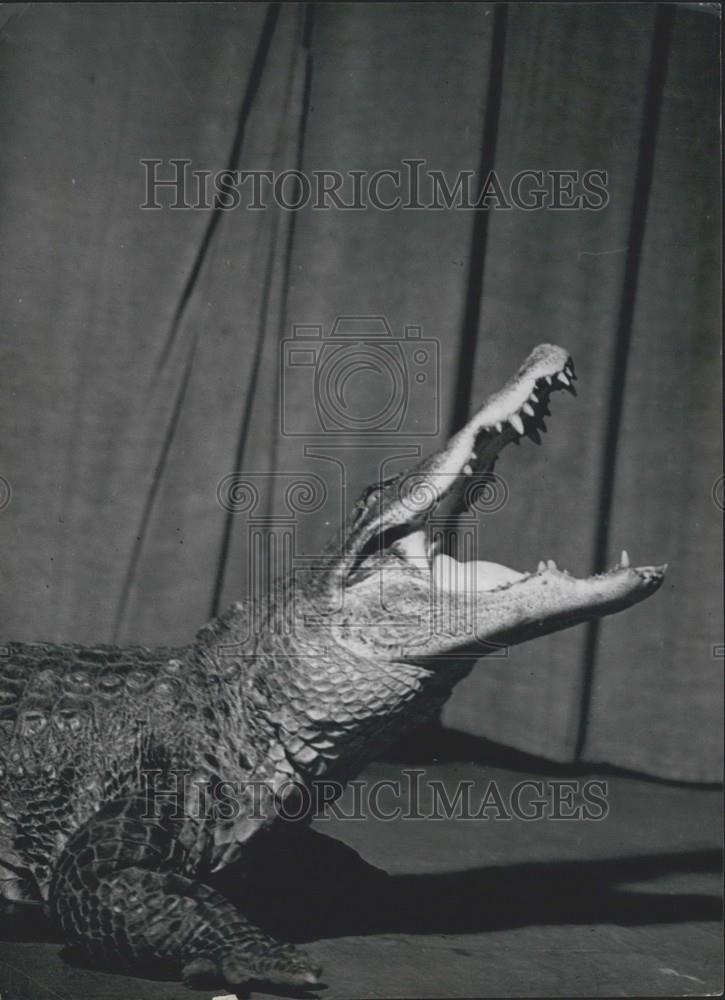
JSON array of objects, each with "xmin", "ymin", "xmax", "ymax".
[{"xmin": 183, "ymin": 957, "xmax": 220, "ymax": 986}]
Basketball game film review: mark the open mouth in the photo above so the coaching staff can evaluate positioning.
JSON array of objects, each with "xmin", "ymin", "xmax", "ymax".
[{"xmin": 354, "ymin": 344, "xmax": 664, "ymax": 597}]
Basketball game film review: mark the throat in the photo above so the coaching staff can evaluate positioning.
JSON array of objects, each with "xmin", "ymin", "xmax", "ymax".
[
  {"xmin": 433, "ymin": 553, "xmax": 525, "ymax": 591},
  {"xmin": 393, "ymin": 529, "xmax": 526, "ymax": 592},
  {"xmin": 272, "ymin": 649, "xmax": 463, "ymax": 781}
]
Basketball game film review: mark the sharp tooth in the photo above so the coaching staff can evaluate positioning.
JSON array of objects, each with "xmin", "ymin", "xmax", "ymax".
[
  {"xmin": 620, "ymin": 549, "xmax": 630, "ymax": 568},
  {"xmin": 509, "ymin": 414, "xmax": 525, "ymax": 435},
  {"xmin": 529, "ymin": 390, "xmax": 538, "ymax": 402},
  {"xmin": 545, "ymin": 375, "xmax": 553, "ymax": 385},
  {"xmin": 557, "ymin": 371, "xmax": 571, "ymax": 386},
  {"xmin": 522, "ymin": 402, "xmax": 535, "ymax": 417},
  {"xmin": 494, "ymin": 422, "xmax": 503, "ymax": 432},
  {"xmin": 546, "ymin": 559, "xmax": 557, "ymax": 570},
  {"xmin": 469, "ymin": 451, "xmax": 477, "ymax": 461},
  {"xmin": 463, "ymin": 463, "xmax": 473, "ymax": 475},
  {"xmin": 528, "ymin": 427, "xmax": 542, "ymax": 445},
  {"xmin": 537, "ymin": 560, "xmax": 547, "ymax": 572}
]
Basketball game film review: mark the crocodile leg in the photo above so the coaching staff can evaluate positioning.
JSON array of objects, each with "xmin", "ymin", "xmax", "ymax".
[{"xmin": 48, "ymin": 794, "xmax": 322, "ymax": 989}]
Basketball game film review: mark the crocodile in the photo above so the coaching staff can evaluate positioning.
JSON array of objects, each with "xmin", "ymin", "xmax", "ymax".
[{"xmin": 0, "ymin": 343, "xmax": 666, "ymax": 992}]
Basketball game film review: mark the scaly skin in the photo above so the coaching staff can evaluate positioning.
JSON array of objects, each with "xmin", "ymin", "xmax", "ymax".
[{"xmin": 0, "ymin": 344, "xmax": 667, "ymax": 991}]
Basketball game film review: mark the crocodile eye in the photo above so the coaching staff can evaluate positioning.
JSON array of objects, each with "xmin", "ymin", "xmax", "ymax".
[
  {"xmin": 352, "ymin": 485, "xmax": 381, "ymax": 521},
  {"xmin": 361, "ymin": 474, "xmax": 400, "ymax": 506},
  {"xmin": 351, "ymin": 473, "xmax": 404, "ymax": 531},
  {"xmin": 363, "ymin": 486, "xmax": 382, "ymax": 506}
]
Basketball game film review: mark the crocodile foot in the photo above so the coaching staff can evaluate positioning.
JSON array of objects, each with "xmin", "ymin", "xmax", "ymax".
[{"xmin": 183, "ymin": 943, "xmax": 323, "ymax": 991}]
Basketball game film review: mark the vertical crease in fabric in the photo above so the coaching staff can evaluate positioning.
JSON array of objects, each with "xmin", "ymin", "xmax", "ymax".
[
  {"xmin": 112, "ymin": 6, "xmax": 281, "ymax": 639},
  {"xmin": 449, "ymin": 3, "xmax": 508, "ymax": 435},
  {"xmin": 209, "ymin": 7, "xmax": 312, "ymax": 618},
  {"xmin": 575, "ymin": 3, "xmax": 675, "ymax": 760}
]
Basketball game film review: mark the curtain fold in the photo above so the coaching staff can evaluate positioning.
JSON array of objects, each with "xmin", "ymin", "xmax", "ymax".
[{"xmin": 0, "ymin": 3, "xmax": 720, "ymax": 781}]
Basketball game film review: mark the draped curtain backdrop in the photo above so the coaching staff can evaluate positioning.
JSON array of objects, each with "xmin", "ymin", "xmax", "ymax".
[{"xmin": 0, "ymin": 3, "xmax": 720, "ymax": 782}]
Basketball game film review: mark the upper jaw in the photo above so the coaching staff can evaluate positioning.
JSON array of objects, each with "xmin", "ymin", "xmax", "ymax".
[
  {"xmin": 386, "ymin": 343, "xmax": 578, "ymax": 585},
  {"xmin": 413, "ymin": 343, "xmax": 577, "ymax": 491},
  {"xmin": 389, "ymin": 344, "xmax": 577, "ymax": 543}
]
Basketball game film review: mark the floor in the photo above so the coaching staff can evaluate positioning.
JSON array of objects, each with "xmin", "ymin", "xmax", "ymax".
[{"xmin": 0, "ymin": 744, "xmax": 721, "ymax": 999}]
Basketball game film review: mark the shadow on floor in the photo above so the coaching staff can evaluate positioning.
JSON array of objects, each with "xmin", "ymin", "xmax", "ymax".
[
  {"xmin": 229, "ymin": 826, "xmax": 722, "ymax": 943},
  {"xmin": 2, "ymin": 826, "xmax": 719, "ymax": 949},
  {"xmin": 386, "ymin": 724, "xmax": 724, "ymax": 789},
  {"xmin": 0, "ymin": 824, "xmax": 720, "ymax": 1000}
]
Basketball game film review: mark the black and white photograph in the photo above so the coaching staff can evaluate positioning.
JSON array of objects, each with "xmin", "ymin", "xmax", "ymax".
[{"xmin": 0, "ymin": 3, "xmax": 722, "ymax": 998}]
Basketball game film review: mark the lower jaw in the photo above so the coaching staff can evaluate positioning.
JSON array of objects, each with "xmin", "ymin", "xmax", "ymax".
[{"xmin": 395, "ymin": 529, "xmax": 636, "ymax": 595}]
